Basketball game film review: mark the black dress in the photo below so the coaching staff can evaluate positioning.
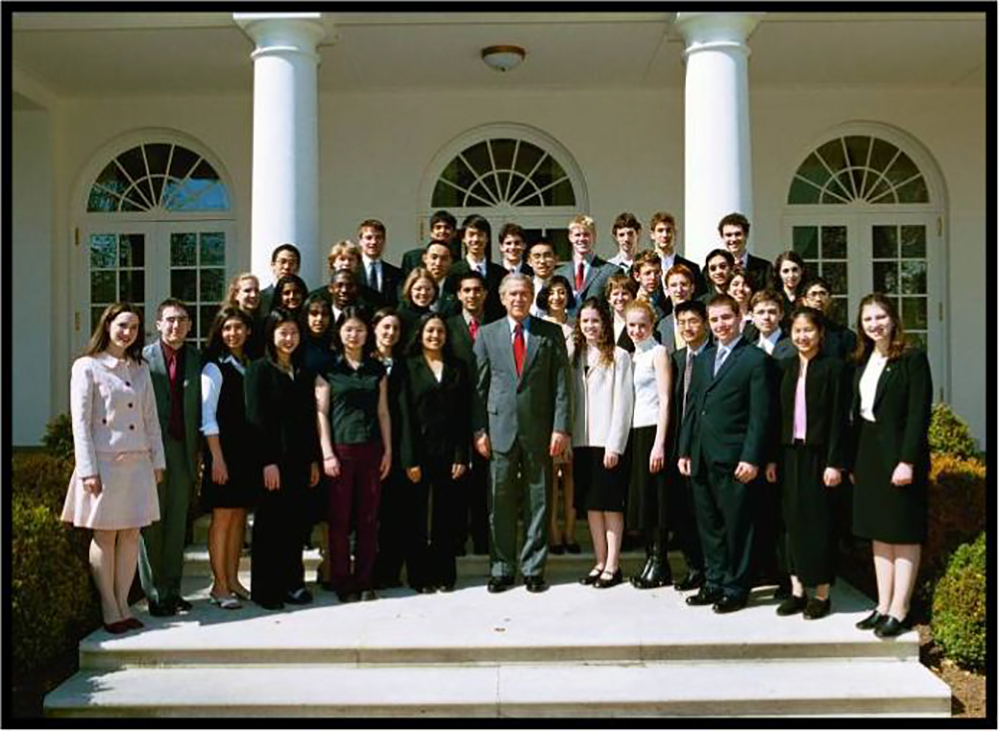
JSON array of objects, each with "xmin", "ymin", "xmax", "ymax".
[
  {"xmin": 201, "ymin": 358, "xmax": 259, "ymax": 510},
  {"xmin": 851, "ymin": 349, "xmax": 932, "ymax": 544}
]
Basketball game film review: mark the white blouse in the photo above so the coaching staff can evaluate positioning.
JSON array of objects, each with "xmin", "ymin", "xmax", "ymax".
[
  {"xmin": 859, "ymin": 351, "xmax": 889, "ymax": 422},
  {"xmin": 632, "ymin": 337, "xmax": 667, "ymax": 429}
]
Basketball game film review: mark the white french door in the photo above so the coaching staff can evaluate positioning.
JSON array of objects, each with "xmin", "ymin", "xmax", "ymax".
[{"xmin": 77, "ymin": 220, "xmax": 233, "ymax": 351}]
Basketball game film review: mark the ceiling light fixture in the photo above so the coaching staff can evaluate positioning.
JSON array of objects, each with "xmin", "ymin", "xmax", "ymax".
[{"xmin": 481, "ymin": 45, "xmax": 526, "ymax": 73}]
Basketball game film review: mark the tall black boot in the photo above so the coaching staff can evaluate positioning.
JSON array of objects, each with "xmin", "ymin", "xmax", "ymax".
[
  {"xmin": 645, "ymin": 530, "xmax": 674, "ymax": 587},
  {"xmin": 630, "ymin": 534, "xmax": 655, "ymax": 587}
]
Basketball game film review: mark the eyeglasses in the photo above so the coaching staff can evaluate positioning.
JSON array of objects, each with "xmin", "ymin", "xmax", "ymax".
[{"xmin": 708, "ymin": 263, "xmax": 730, "ymax": 272}]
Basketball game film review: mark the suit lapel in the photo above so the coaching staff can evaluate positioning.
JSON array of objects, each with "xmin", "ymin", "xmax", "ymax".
[
  {"xmin": 872, "ymin": 356, "xmax": 895, "ymax": 412},
  {"xmin": 709, "ymin": 338, "xmax": 746, "ymax": 387},
  {"xmin": 581, "ymin": 256, "xmax": 604, "ymax": 295},
  {"xmin": 519, "ymin": 317, "xmax": 541, "ymax": 381},
  {"xmin": 496, "ymin": 319, "xmax": 518, "ymax": 380}
]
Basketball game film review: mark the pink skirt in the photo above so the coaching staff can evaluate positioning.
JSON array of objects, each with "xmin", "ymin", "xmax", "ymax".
[{"xmin": 61, "ymin": 451, "xmax": 160, "ymax": 530}]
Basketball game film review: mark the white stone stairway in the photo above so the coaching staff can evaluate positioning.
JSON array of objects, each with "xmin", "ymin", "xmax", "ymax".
[{"xmin": 44, "ymin": 517, "xmax": 951, "ymax": 718}]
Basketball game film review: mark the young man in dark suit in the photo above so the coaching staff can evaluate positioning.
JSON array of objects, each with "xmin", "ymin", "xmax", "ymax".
[
  {"xmin": 258, "ymin": 243, "xmax": 301, "ymax": 314},
  {"xmin": 554, "ymin": 214, "xmax": 616, "ymax": 316},
  {"xmin": 669, "ymin": 299, "xmax": 712, "ymax": 592},
  {"xmin": 650, "ymin": 211, "xmax": 707, "ymax": 306},
  {"xmin": 497, "ymin": 223, "xmax": 534, "ymax": 277},
  {"xmin": 718, "ymin": 212, "xmax": 773, "ymax": 293},
  {"xmin": 401, "ymin": 210, "xmax": 459, "ymax": 276},
  {"xmin": 678, "ymin": 293, "xmax": 774, "ymax": 613},
  {"xmin": 447, "ymin": 270, "xmax": 493, "ymax": 557},
  {"xmin": 357, "ymin": 219, "xmax": 403, "ymax": 309},
  {"xmin": 446, "ymin": 215, "xmax": 507, "ymax": 322},
  {"xmin": 139, "ymin": 299, "xmax": 201, "ymax": 616},
  {"xmin": 801, "ymin": 276, "xmax": 858, "ymax": 360},
  {"xmin": 473, "ymin": 273, "xmax": 571, "ymax": 594}
]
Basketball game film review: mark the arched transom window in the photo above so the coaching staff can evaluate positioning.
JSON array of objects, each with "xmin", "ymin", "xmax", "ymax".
[
  {"xmin": 87, "ymin": 142, "xmax": 230, "ymax": 213},
  {"xmin": 432, "ymin": 138, "xmax": 576, "ymax": 209},
  {"xmin": 787, "ymin": 135, "xmax": 929, "ymax": 206}
]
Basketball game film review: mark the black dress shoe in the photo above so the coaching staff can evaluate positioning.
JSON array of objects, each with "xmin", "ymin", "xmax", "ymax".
[
  {"xmin": 772, "ymin": 580, "xmax": 792, "ymax": 600},
  {"xmin": 549, "ymin": 543, "xmax": 565, "ymax": 555},
  {"xmin": 336, "ymin": 591, "xmax": 359, "ymax": 603},
  {"xmin": 675, "ymin": 570, "xmax": 705, "ymax": 592},
  {"xmin": 712, "ymin": 595, "xmax": 748, "ymax": 614},
  {"xmin": 579, "ymin": 567, "xmax": 603, "ymax": 586},
  {"xmin": 437, "ymin": 583, "xmax": 455, "ymax": 593},
  {"xmin": 630, "ymin": 557, "xmax": 654, "ymax": 588},
  {"xmin": 875, "ymin": 614, "xmax": 911, "ymax": 638},
  {"xmin": 685, "ymin": 586, "xmax": 723, "ymax": 606},
  {"xmin": 487, "ymin": 576, "xmax": 514, "ymax": 594},
  {"xmin": 172, "ymin": 597, "xmax": 193, "ymax": 612},
  {"xmin": 594, "ymin": 568, "xmax": 622, "ymax": 589},
  {"xmin": 360, "ymin": 589, "xmax": 378, "ymax": 601},
  {"xmin": 255, "ymin": 598, "xmax": 285, "ymax": 611},
  {"xmin": 855, "ymin": 609, "xmax": 887, "ymax": 630},
  {"xmin": 524, "ymin": 576, "xmax": 548, "ymax": 593},
  {"xmin": 776, "ymin": 594, "xmax": 808, "ymax": 616},
  {"xmin": 412, "ymin": 585, "xmax": 436, "ymax": 594},
  {"xmin": 564, "ymin": 542, "xmax": 582, "ymax": 555},
  {"xmin": 803, "ymin": 597, "xmax": 831, "ymax": 620},
  {"xmin": 285, "ymin": 588, "xmax": 313, "ymax": 605},
  {"xmin": 147, "ymin": 600, "xmax": 176, "ymax": 617}
]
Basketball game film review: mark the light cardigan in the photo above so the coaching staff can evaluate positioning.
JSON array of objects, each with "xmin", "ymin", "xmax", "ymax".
[{"xmin": 571, "ymin": 344, "xmax": 634, "ymax": 455}]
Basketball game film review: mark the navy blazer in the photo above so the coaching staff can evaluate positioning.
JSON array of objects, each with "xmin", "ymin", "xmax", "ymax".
[{"xmin": 777, "ymin": 354, "xmax": 850, "ymax": 468}]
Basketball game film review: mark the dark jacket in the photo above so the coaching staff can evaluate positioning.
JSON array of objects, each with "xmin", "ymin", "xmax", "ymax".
[
  {"xmin": 777, "ymin": 354, "xmax": 850, "ymax": 469},
  {"xmin": 402, "ymin": 355, "xmax": 471, "ymax": 468},
  {"xmin": 245, "ymin": 359, "xmax": 322, "ymax": 474}
]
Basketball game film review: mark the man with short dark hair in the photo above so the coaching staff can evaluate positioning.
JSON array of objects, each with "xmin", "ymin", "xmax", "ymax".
[
  {"xmin": 401, "ymin": 210, "xmax": 459, "ymax": 276},
  {"xmin": 609, "ymin": 212, "xmax": 642, "ymax": 273},
  {"xmin": 800, "ymin": 277, "xmax": 858, "ymax": 359},
  {"xmin": 422, "ymin": 240, "xmax": 460, "ymax": 317},
  {"xmin": 139, "ymin": 298, "xmax": 201, "ymax": 616},
  {"xmin": 717, "ymin": 213, "xmax": 772, "ymax": 292},
  {"xmin": 259, "ymin": 243, "xmax": 301, "ymax": 314},
  {"xmin": 650, "ymin": 211, "xmax": 706, "ymax": 305},
  {"xmin": 678, "ymin": 294, "xmax": 774, "ymax": 614},
  {"xmin": 357, "ymin": 218, "xmax": 403, "ymax": 308},
  {"xmin": 498, "ymin": 223, "xmax": 534, "ymax": 277},
  {"xmin": 446, "ymin": 215, "xmax": 507, "ymax": 322},
  {"xmin": 527, "ymin": 240, "xmax": 557, "ymax": 317}
]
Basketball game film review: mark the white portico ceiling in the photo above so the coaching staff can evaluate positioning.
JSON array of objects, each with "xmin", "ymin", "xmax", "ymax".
[{"xmin": 10, "ymin": 11, "xmax": 987, "ymax": 100}]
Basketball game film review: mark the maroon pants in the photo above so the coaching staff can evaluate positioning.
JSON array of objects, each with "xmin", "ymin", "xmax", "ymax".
[{"xmin": 328, "ymin": 441, "xmax": 383, "ymax": 592}]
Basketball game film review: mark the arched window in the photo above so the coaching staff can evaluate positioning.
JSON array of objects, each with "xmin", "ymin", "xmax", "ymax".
[
  {"xmin": 787, "ymin": 135, "xmax": 929, "ymax": 206},
  {"xmin": 782, "ymin": 125, "xmax": 946, "ymax": 397},
  {"xmin": 78, "ymin": 135, "xmax": 234, "ymax": 347},
  {"xmin": 422, "ymin": 125, "xmax": 587, "ymax": 260}
]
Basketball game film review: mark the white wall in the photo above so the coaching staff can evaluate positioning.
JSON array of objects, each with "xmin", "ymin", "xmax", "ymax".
[{"xmin": 12, "ymin": 110, "xmax": 54, "ymax": 444}]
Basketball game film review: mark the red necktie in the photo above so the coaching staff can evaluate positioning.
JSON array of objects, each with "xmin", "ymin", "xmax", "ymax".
[
  {"xmin": 576, "ymin": 261, "xmax": 585, "ymax": 292},
  {"xmin": 469, "ymin": 317, "xmax": 479, "ymax": 341},
  {"xmin": 513, "ymin": 323, "xmax": 525, "ymax": 376}
]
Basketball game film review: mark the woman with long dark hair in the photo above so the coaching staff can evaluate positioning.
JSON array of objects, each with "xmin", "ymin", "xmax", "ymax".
[
  {"xmin": 245, "ymin": 309, "xmax": 322, "ymax": 610},
  {"xmin": 269, "ymin": 274, "xmax": 308, "ymax": 320},
  {"xmin": 850, "ymin": 294, "xmax": 932, "ymax": 638},
  {"xmin": 200, "ymin": 307, "xmax": 257, "ymax": 609},
  {"xmin": 572, "ymin": 298, "xmax": 634, "ymax": 588},
  {"xmin": 62, "ymin": 303, "xmax": 165, "ymax": 633},
  {"xmin": 316, "ymin": 306, "xmax": 392, "ymax": 603},
  {"xmin": 401, "ymin": 312, "xmax": 471, "ymax": 591},
  {"xmin": 772, "ymin": 251, "xmax": 808, "ymax": 316}
]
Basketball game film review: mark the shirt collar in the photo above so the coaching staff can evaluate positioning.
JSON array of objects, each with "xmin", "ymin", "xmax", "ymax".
[
  {"xmin": 96, "ymin": 352, "xmax": 127, "ymax": 368},
  {"xmin": 508, "ymin": 315, "xmax": 530, "ymax": 333},
  {"xmin": 361, "ymin": 254, "xmax": 381, "ymax": 267}
]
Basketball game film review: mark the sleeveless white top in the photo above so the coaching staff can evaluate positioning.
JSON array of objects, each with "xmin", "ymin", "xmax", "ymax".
[{"xmin": 632, "ymin": 336, "xmax": 665, "ymax": 428}]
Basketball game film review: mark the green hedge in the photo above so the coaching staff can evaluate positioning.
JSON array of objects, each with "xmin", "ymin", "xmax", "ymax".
[
  {"xmin": 931, "ymin": 532, "xmax": 986, "ymax": 671},
  {"xmin": 927, "ymin": 402, "xmax": 981, "ymax": 461},
  {"xmin": 11, "ymin": 493, "xmax": 99, "ymax": 675}
]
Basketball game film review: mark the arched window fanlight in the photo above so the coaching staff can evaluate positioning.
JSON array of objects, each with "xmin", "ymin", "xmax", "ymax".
[
  {"xmin": 787, "ymin": 135, "xmax": 929, "ymax": 205},
  {"xmin": 432, "ymin": 138, "xmax": 577, "ymax": 208},
  {"xmin": 87, "ymin": 143, "xmax": 230, "ymax": 213}
]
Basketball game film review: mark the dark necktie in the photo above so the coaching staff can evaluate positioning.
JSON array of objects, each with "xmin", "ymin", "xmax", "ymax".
[
  {"xmin": 576, "ymin": 261, "xmax": 585, "ymax": 293},
  {"xmin": 513, "ymin": 323, "xmax": 525, "ymax": 376},
  {"xmin": 367, "ymin": 262, "xmax": 379, "ymax": 292},
  {"xmin": 166, "ymin": 347, "xmax": 184, "ymax": 440}
]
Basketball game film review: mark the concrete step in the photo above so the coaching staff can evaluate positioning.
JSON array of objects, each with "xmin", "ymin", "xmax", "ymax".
[
  {"xmin": 78, "ymin": 579, "xmax": 915, "ymax": 670},
  {"xmin": 44, "ymin": 658, "xmax": 951, "ymax": 718}
]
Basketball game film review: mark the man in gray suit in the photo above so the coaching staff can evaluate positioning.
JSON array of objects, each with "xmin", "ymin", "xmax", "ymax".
[
  {"xmin": 473, "ymin": 273, "xmax": 572, "ymax": 593},
  {"xmin": 139, "ymin": 298, "xmax": 201, "ymax": 616}
]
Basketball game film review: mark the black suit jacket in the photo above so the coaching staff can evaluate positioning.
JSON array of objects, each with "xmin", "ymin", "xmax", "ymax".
[
  {"xmin": 361, "ymin": 260, "xmax": 403, "ymax": 309},
  {"xmin": 402, "ymin": 355, "xmax": 471, "ymax": 468},
  {"xmin": 850, "ymin": 348, "xmax": 933, "ymax": 472},
  {"xmin": 679, "ymin": 337, "xmax": 773, "ymax": 475},
  {"xmin": 742, "ymin": 253, "xmax": 774, "ymax": 293},
  {"xmin": 823, "ymin": 322, "xmax": 858, "ymax": 361},
  {"xmin": 778, "ymin": 354, "xmax": 850, "ymax": 469},
  {"xmin": 245, "ymin": 360, "xmax": 321, "ymax": 475}
]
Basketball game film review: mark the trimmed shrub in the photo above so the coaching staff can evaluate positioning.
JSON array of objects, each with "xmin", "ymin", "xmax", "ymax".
[
  {"xmin": 927, "ymin": 402, "xmax": 980, "ymax": 461},
  {"xmin": 11, "ymin": 494, "xmax": 99, "ymax": 675},
  {"xmin": 921, "ymin": 454, "xmax": 987, "ymax": 590},
  {"xmin": 42, "ymin": 413, "xmax": 75, "ymax": 462},
  {"xmin": 931, "ymin": 532, "xmax": 986, "ymax": 671},
  {"xmin": 10, "ymin": 452, "xmax": 75, "ymax": 516}
]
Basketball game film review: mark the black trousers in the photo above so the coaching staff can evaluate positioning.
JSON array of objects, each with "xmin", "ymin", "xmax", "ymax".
[
  {"xmin": 690, "ymin": 456, "xmax": 757, "ymax": 599},
  {"xmin": 670, "ymin": 467, "xmax": 704, "ymax": 573},
  {"xmin": 457, "ymin": 453, "xmax": 490, "ymax": 554},
  {"xmin": 373, "ymin": 467, "xmax": 413, "ymax": 586},
  {"xmin": 411, "ymin": 459, "xmax": 464, "ymax": 588},
  {"xmin": 251, "ymin": 469, "xmax": 308, "ymax": 604}
]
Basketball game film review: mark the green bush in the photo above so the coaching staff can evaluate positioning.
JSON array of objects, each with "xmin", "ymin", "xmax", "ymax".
[
  {"xmin": 927, "ymin": 403, "xmax": 980, "ymax": 461},
  {"xmin": 42, "ymin": 413, "xmax": 75, "ymax": 462},
  {"xmin": 11, "ymin": 495, "xmax": 99, "ymax": 676},
  {"xmin": 10, "ymin": 452, "xmax": 75, "ymax": 516},
  {"xmin": 931, "ymin": 532, "xmax": 986, "ymax": 671}
]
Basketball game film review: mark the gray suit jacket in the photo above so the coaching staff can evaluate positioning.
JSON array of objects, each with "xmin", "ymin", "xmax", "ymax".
[
  {"xmin": 143, "ymin": 340, "xmax": 202, "ymax": 475},
  {"xmin": 555, "ymin": 255, "xmax": 616, "ymax": 315},
  {"xmin": 473, "ymin": 315, "xmax": 571, "ymax": 454}
]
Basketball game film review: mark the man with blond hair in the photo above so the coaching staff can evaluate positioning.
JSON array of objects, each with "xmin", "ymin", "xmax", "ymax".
[{"xmin": 554, "ymin": 214, "xmax": 616, "ymax": 316}]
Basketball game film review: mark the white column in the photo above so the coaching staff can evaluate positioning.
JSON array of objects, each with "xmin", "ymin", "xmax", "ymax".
[
  {"xmin": 675, "ymin": 12, "xmax": 763, "ymax": 267},
  {"xmin": 234, "ymin": 13, "xmax": 327, "ymax": 288}
]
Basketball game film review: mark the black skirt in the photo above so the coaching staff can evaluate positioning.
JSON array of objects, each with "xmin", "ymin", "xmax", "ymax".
[
  {"xmin": 625, "ymin": 426, "xmax": 668, "ymax": 530},
  {"xmin": 852, "ymin": 420, "xmax": 928, "ymax": 544},
  {"xmin": 782, "ymin": 443, "xmax": 837, "ymax": 586},
  {"xmin": 573, "ymin": 446, "xmax": 626, "ymax": 513}
]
